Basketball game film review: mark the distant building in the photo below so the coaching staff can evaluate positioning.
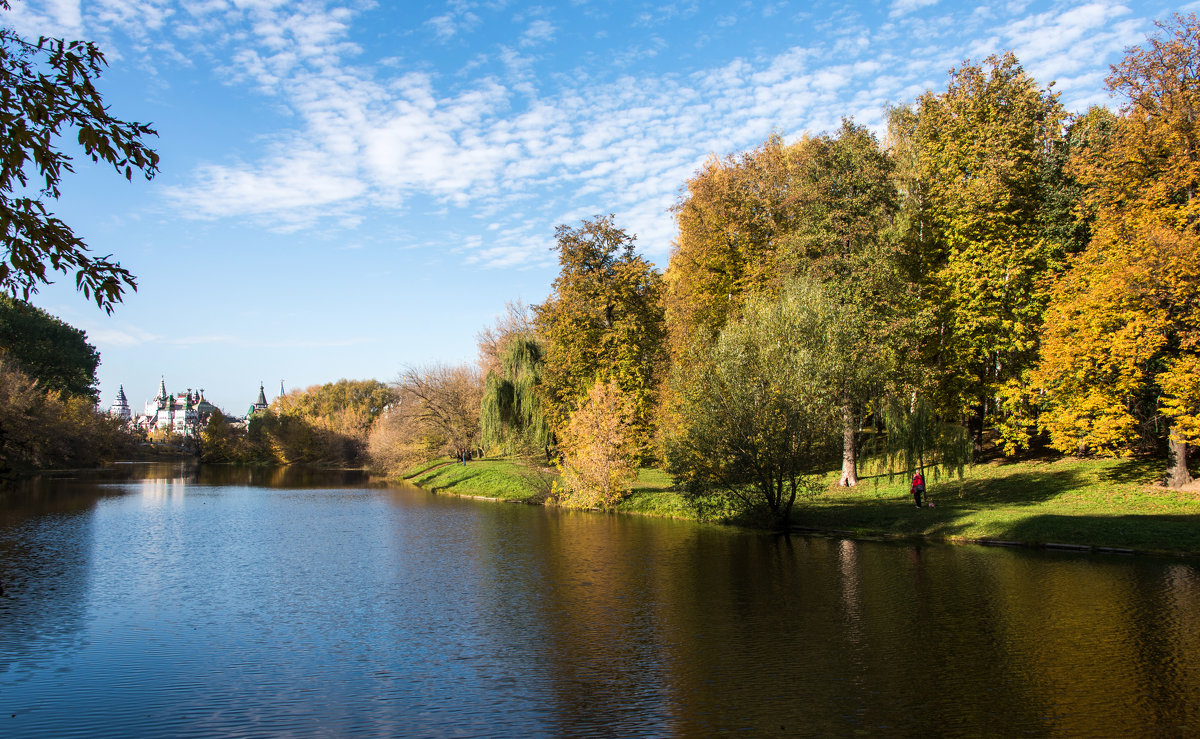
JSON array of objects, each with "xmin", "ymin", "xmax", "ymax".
[
  {"xmin": 108, "ymin": 385, "xmax": 132, "ymax": 423},
  {"xmin": 108, "ymin": 379, "xmax": 276, "ymax": 435},
  {"xmin": 245, "ymin": 381, "xmax": 271, "ymax": 422},
  {"xmin": 118, "ymin": 378, "xmax": 219, "ymax": 436}
]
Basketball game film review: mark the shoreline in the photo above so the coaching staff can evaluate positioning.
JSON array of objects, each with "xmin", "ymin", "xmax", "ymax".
[{"xmin": 396, "ymin": 455, "xmax": 1200, "ymax": 557}]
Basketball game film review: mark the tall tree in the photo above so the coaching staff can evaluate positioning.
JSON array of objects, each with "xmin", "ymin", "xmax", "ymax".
[
  {"xmin": 912, "ymin": 53, "xmax": 1066, "ymax": 443},
  {"xmin": 0, "ymin": 2, "xmax": 159, "ymax": 311},
  {"xmin": 0, "ymin": 295, "xmax": 99, "ymax": 399},
  {"xmin": 665, "ymin": 135, "xmax": 799, "ymax": 357},
  {"xmin": 536, "ymin": 215, "xmax": 667, "ymax": 460},
  {"xmin": 775, "ymin": 121, "xmax": 905, "ymax": 486},
  {"xmin": 1033, "ymin": 15, "xmax": 1200, "ymax": 487},
  {"xmin": 668, "ymin": 125, "xmax": 908, "ymax": 485}
]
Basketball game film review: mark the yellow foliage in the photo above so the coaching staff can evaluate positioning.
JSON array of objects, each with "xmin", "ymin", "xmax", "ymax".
[
  {"xmin": 557, "ymin": 379, "xmax": 637, "ymax": 509},
  {"xmin": 1161, "ymin": 355, "xmax": 1200, "ymax": 443}
]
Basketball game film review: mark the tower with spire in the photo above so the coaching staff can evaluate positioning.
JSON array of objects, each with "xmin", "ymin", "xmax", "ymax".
[
  {"xmin": 248, "ymin": 382, "xmax": 269, "ymax": 419},
  {"xmin": 130, "ymin": 378, "xmax": 219, "ymax": 435},
  {"xmin": 108, "ymin": 385, "xmax": 132, "ymax": 423}
]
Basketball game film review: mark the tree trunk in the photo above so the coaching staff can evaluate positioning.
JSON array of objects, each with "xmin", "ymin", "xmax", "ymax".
[
  {"xmin": 838, "ymin": 397, "xmax": 858, "ymax": 487},
  {"xmin": 970, "ymin": 401, "xmax": 986, "ymax": 454},
  {"xmin": 1167, "ymin": 429, "xmax": 1193, "ymax": 489}
]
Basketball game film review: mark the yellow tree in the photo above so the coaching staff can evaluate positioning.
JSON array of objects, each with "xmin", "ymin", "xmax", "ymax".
[
  {"xmin": 665, "ymin": 136, "xmax": 799, "ymax": 357},
  {"xmin": 557, "ymin": 378, "xmax": 637, "ymax": 509},
  {"xmin": 912, "ymin": 53, "xmax": 1066, "ymax": 441},
  {"xmin": 536, "ymin": 216, "xmax": 666, "ymax": 461},
  {"xmin": 1034, "ymin": 15, "xmax": 1200, "ymax": 487}
]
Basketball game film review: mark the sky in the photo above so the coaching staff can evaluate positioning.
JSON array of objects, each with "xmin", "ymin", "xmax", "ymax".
[{"xmin": 1, "ymin": 0, "xmax": 1189, "ymax": 415}]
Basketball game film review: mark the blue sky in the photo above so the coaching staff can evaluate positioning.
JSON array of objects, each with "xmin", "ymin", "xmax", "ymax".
[{"xmin": 2, "ymin": 0, "xmax": 1186, "ymax": 414}]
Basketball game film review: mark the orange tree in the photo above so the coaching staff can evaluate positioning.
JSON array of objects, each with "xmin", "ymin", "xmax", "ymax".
[{"xmin": 1032, "ymin": 15, "xmax": 1200, "ymax": 487}]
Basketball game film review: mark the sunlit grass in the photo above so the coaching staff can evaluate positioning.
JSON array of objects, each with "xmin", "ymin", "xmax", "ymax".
[
  {"xmin": 407, "ymin": 458, "xmax": 550, "ymax": 500},
  {"xmin": 801, "ymin": 456, "xmax": 1200, "ymax": 554}
]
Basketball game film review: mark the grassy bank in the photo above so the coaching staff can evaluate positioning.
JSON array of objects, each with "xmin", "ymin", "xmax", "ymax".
[
  {"xmin": 397, "ymin": 454, "xmax": 1200, "ymax": 555},
  {"xmin": 400, "ymin": 458, "xmax": 693, "ymax": 517}
]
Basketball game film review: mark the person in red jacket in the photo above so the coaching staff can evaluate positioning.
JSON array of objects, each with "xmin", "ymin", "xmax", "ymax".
[{"xmin": 911, "ymin": 471, "xmax": 925, "ymax": 508}]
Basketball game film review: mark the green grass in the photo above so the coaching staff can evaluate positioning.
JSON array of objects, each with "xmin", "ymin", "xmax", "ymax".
[
  {"xmin": 617, "ymin": 468, "xmax": 696, "ymax": 518},
  {"xmin": 397, "ymin": 453, "xmax": 1200, "ymax": 555},
  {"xmin": 801, "ymin": 456, "xmax": 1200, "ymax": 554},
  {"xmin": 407, "ymin": 458, "xmax": 553, "ymax": 501}
]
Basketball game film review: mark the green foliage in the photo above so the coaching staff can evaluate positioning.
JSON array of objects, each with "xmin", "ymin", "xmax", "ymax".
[
  {"xmin": 909, "ymin": 52, "xmax": 1066, "ymax": 425},
  {"xmin": 663, "ymin": 277, "xmax": 844, "ymax": 528},
  {"xmin": 480, "ymin": 336, "xmax": 549, "ymax": 457},
  {"xmin": 0, "ymin": 295, "xmax": 99, "ymax": 399},
  {"xmin": 665, "ymin": 123, "xmax": 913, "ymax": 486},
  {"xmin": 0, "ymin": 4, "xmax": 159, "ymax": 312},
  {"xmin": 536, "ymin": 215, "xmax": 667, "ymax": 460}
]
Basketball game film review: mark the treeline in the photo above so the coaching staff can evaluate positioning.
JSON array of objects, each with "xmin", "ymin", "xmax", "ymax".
[
  {"xmin": 0, "ymin": 296, "xmax": 138, "ymax": 475},
  {"xmin": 200, "ymin": 379, "xmax": 392, "ymax": 466},
  {"xmin": 361, "ymin": 15, "xmax": 1200, "ymax": 527}
]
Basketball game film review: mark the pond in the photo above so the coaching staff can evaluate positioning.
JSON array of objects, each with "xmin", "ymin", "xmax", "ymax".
[{"xmin": 1, "ymin": 463, "xmax": 1198, "ymax": 736}]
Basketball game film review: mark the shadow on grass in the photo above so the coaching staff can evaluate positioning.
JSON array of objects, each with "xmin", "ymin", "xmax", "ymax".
[
  {"xmin": 932, "ymin": 469, "xmax": 1087, "ymax": 505},
  {"xmin": 797, "ymin": 494, "xmax": 1200, "ymax": 554},
  {"xmin": 992, "ymin": 513, "xmax": 1200, "ymax": 553},
  {"xmin": 1099, "ymin": 457, "xmax": 1163, "ymax": 486}
]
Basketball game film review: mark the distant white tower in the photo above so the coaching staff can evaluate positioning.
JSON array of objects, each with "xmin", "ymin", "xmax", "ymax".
[{"xmin": 108, "ymin": 385, "xmax": 132, "ymax": 423}]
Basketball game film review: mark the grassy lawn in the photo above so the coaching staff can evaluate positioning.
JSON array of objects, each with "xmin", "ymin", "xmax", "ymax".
[
  {"xmin": 405, "ymin": 457, "xmax": 554, "ymax": 501},
  {"xmin": 801, "ymin": 456, "xmax": 1200, "ymax": 554},
  {"xmin": 397, "ymin": 453, "xmax": 1200, "ymax": 555}
]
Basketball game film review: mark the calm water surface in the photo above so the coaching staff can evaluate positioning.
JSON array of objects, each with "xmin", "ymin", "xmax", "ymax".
[{"xmin": 1, "ymin": 463, "xmax": 1199, "ymax": 736}]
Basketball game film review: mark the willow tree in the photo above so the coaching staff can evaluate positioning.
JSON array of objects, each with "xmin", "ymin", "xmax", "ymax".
[
  {"xmin": 480, "ymin": 336, "xmax": 549, "ymax": 458},
  {"xmin": 664, "ymin": 277, "xmax": 844, "ymax": 528},
  {"xmin": 1032, "ymin": 15, "xmax": 1200, "ymax": 488},
  {"xmin": 872, "ymin": 394, "xmax": 971, "ymax": 491}
]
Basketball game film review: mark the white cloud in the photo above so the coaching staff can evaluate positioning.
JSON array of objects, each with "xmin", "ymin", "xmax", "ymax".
[
  {"xmin": 426, "ymin": 0, "xmax": 481, "ymax": 41},
  {"xmin": 80, "ymin": 0, "xmax": 1161, "ymax": 270},
  {"xmin": 889, "ymin": 0, "xmax": 939, "ymax": 19},
  {"xmin": 519, "ymin": 19, "xmax": 555, "ymax": 48}
]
